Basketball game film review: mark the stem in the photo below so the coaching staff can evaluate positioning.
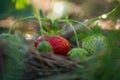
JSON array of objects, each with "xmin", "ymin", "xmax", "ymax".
[
  {"xmin": 103, "ymin": 3, "xmax": 119, "ymax": 17},
  {"xmin": 98, "ymin": 3, "xmax": 120, "ymax": 19},
  {"xmin": 58, "ymin": 19, "xmax": 93, "ymax": 33},
  {"xmin": 57, "ymin": 19, "xmax": 93, "ymax": 47},
  {"xmin": 37, "ymin": 16, "xmax": 43, "ymax": 34},
  {"xmin": 9, "ymin": 16, "xmax": 36, "ymax": 34},
  {"xmin": 33, "ymin": 8, "xmax": 46, "ymax": 35},
  {"xmin": 69, "ymin": 19, "xmax": 93, "ymax": 33},
  {"xmin": 66, "ymin": 20, "xmax": 80, "ymax": 48}
]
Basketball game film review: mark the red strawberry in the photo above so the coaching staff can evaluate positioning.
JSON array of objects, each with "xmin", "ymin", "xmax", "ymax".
[{"xmin": 34, "ymin": 35, "xmax": 70, "ymax": 56}]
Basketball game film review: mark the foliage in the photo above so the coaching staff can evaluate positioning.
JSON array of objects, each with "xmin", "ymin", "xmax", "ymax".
[
  {"xmin": 0, "ymin": 33, "xmax": 28, "ymax": 80},
  {"xmin": 12, "ymin": 0, "xmax": 29, "ymax": 10}
]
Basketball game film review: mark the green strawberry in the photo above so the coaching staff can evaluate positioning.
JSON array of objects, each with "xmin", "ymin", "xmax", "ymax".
[
  {"xmin": 37, "ymin": 41, "xmax": 52, "ymax": 52},
  {"xmin": 69, "ymin": 48, "xmax": 88, "ymax": 60},
  {"xmin": 82, "ymin": 34, "xmax": 108, "ymax": 54}
]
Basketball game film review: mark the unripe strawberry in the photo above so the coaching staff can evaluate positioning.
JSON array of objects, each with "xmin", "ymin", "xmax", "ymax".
[
  {"xmin": 69, "ymin": 48, "xmax": 88, "ymax": 59},
  {"xmin": 37, "ymin": 41, "xmax": 52, "ymax": 52},
  {"xmin": 82, "ymin": 34, "xmax": 108, "ymax": 54},
  {"xmin": 34, "ymin": 35, "xmax": 70, "ymax": 56}
]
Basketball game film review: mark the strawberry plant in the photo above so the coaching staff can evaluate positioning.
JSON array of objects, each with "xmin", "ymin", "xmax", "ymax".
[
  {"xmin": 1, "ymin": 9, "xmax": 107, "ymax": 80},
  {"xmin": 1, "ymin": 1, "xmax": 120, "ymax": 80}
]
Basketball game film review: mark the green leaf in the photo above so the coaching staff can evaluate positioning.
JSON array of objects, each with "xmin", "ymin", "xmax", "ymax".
[
  {"xmin": 50, "ymin": 19, "xmax": 59, "ymax": 33},
  {"xmin": 92, "ymin": 24, "xmax": 103, "ymax": 34},
  {"xmin": 13, "ymin": 0, "xmax": 28, "ymax": 10},
  {"xmin": 39, "ymin": 9, "xmax": 44, "ymax": 18}
]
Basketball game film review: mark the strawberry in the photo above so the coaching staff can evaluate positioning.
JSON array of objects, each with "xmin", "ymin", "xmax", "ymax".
[
  {"xmin": 69, "ymin": 48, "xmax": 88, "ymax": 60},
  {"xmin": 37, "ymin": 41, "xmax": 52, "ymax": 52},
  {"xmin": 34, "ymin": 35, "xmax": 70, "ymax": 56},
  {"xmin": 82, "ymin": 34, "xmax": 108, "ymax": 54}
]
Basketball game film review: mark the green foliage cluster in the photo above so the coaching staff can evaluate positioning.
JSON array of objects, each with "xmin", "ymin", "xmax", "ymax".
[{"xmin": 0, "ymin": 33, "xmax": 28, "ymax": 80}]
